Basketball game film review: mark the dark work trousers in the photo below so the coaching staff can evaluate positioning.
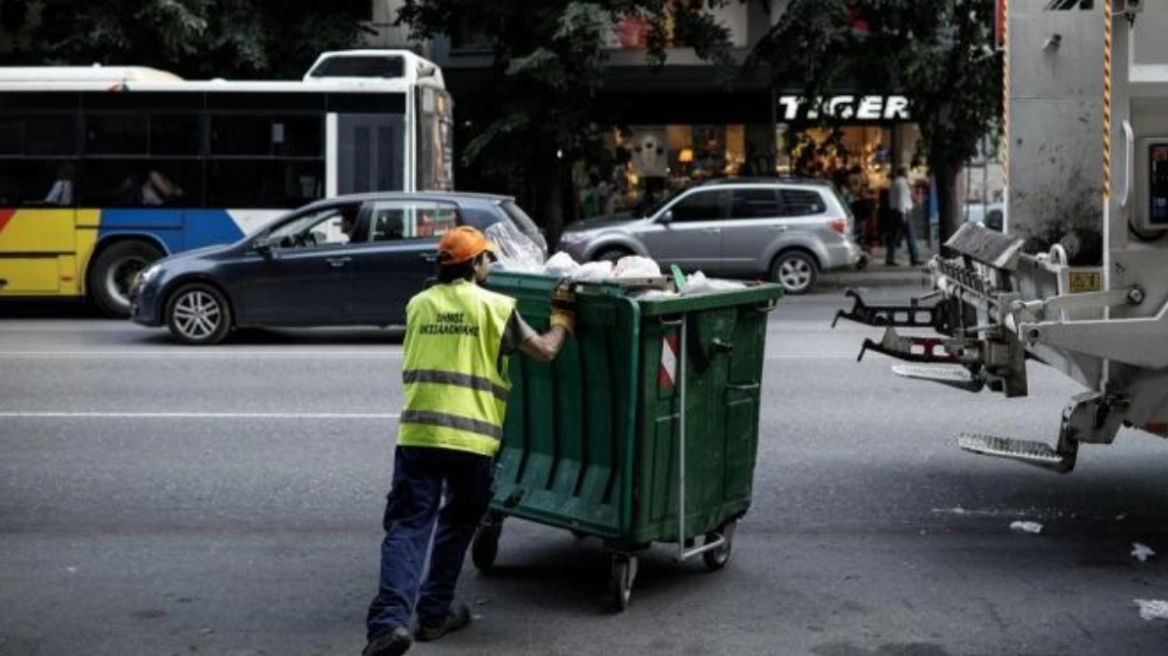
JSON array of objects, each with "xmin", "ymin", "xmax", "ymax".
[
  {"xmin": 899, "ymin": 210, "xmax": 921, "ymax": 265},
  {"xmin": 366, "ymin": 445, "xmax": 494, "ymax": 640},
  {"xmin": 881, "ymin": 212, "xmax": 899, "ymax": 264}
]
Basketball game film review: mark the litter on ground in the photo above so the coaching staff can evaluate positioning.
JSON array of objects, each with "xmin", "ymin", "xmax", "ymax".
[
  {"xmin": 1131, "ymin": 543, "xmax": 1156, "ymax": 562},
  {"xmin": 1134, "ymin": 599, "xmax": 1168, "ymax": 621},
  {"xmin": 1009, "ymin": 520, "xmax": 1043, "ymax": 534}
]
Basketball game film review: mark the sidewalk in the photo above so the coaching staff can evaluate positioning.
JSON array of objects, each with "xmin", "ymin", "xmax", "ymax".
[{"xmin": 818, "ymin": 240, "xmax": 934, "ymax": 290}]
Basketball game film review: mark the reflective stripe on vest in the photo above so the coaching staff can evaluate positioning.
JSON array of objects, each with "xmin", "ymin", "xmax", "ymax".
[
  {"xmin": 402, "ymin": 369, "xmax": 509, "ymax": 403},
  {"xmin": 399, "ymin": 409, "xmax": 504, "ymax": 441},
  {"xmin": 397, "ymin": 280, "xmax": 516, "ymax": 457}
]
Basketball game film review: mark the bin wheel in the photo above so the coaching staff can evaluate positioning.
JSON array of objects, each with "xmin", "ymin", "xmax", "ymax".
[
  {"xmin": 570, "ymin": 529, "xmax": 588, "ymax": 540},
  {"xmin": 610, "ymin": 554, "xmax": 638, "ymax": 611},
  {"xmin": 702, "ymin": 520, "xmax": 737, "ymax": 572},
  {"xmin": 472, "ymin": 518, "xmax": 503, "ymax": 572}
]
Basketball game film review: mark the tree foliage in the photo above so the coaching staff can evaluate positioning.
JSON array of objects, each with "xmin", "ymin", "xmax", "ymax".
[
  {"xmin": 747, "ymin": 0, "xmax": 1002, "ymax": 242},
  {"xmin": 395, "ymin": 0, "xmax": 740, "ymax": 237},
  {"xmin": 0, "ymin": 0, "xmax": 370, "ymax": 79}
]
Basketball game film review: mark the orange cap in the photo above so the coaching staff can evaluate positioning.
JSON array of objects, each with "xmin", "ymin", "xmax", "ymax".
[{"xmin": 436, "ymin": 225, "xmax": 497, "ymax": 265}]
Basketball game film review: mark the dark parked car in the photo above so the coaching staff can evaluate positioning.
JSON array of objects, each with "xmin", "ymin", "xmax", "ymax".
[{"xmin": 130, "ymin": 192, "xmax": 547, "ymax": 345}]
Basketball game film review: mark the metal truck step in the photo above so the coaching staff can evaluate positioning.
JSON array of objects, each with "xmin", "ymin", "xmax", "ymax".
[
  {"xmin": 957, "ymin": 433, "xmax": 1074, "ymax": 473},
  {"xmin": 892, "ymin": 364, "xmax": 984, "ymax": 392}
]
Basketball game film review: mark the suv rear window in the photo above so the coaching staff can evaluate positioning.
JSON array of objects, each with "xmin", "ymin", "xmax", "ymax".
[
  {"xmin": 730, "ymin": 188, "xmax": 781, "ymax": 219},
  {"xmin": 780, "ymin": 189, "xmax": 826, "ymax": 216}
]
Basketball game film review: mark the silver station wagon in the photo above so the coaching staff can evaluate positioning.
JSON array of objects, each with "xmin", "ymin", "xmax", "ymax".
[{"xmin": 557, "ymin": 178, "xmax": 864, "ymax": 294}]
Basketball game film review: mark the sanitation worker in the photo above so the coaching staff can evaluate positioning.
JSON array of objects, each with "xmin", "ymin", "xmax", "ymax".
[{"xmin": 363, "ymin": 225, "xmax": 575, "ymax": 656}]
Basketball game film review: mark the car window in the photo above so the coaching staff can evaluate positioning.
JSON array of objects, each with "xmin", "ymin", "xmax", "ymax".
[
  {"xmin": 498, "ymin": 200, "xmax": 543, "ymax": 242},
  {"xmin": 668, "ymin": 189, "xmax": 726, "ymax": 222},
  {"xmin": 267, "ymin": 202, "xmax": 363, "ymax": 248},
  {"xmin": 779, "ymin": 189, "xmax": 826, "ymax": 216},
  {"xmin": 368, "ymin": 200, "xmax": 459, "ymax": 241},
  {"xmin": 729, "ymin": 188, "xmax": 781, "ymax": 220},
  {"xmin": 458, "ymin": 206, "xmax": 497, "ymax": 231}
]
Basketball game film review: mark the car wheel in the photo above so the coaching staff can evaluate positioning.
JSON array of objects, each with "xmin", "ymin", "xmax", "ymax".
[
  {"xmin": 88, "ymin": 240, "xmax": 164, "ymax": 317},
  {"xmin": 771, "ymin": 251, "xmax": 819, "ymax": 295},
  {"xmin": 594, "ymin": 247, "xmax": 632, "ymax": 264},
  {"xmin": 165, "ymin": 282, "xmax": 232, "ymax": 345}
]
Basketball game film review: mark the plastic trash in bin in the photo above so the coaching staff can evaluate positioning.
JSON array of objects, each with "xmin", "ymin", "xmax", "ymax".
[{"xmin": 485, "ymin": 221, "xmax": 544, "ymax": 272}]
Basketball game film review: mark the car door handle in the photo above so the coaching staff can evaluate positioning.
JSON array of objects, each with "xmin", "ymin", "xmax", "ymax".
[
  {"xmin": 769, "ymin": 225, "xmax": 789, "ymax": 231},
  {"xmin": 420, "ymin": 253, "xmax": 437, "ymax": 263},
  {"xmin": 326, "ymin": 257, "xmax": 351, "ymax": 269},
  {"xmin": 701, "ymin": 228, "xmax": 720, "ymax": 234}
]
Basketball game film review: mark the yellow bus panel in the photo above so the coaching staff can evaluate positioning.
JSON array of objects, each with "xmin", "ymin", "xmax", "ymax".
[
  {"xmin": 0, "ymin": 257, "xmax": 61, "ymax": 293},
  {"xmin": 0, "ymin": 208, "xmax": 76, "ymax": 253}
]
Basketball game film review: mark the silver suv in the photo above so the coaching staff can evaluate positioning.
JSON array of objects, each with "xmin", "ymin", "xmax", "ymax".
[{"xmin": 556, "ymin": 178, "xmax": 864, "ymax": 294}]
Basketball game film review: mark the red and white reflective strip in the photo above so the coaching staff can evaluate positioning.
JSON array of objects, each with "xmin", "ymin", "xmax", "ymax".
[{"xmin": 658, "ymin": 332, "xmax": 680, "ymax": 388}]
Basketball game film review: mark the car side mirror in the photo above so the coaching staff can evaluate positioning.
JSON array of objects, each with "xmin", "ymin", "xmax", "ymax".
[
  {"xmin": 253, "ymin": 237, "xmax": 275, "ymax": 258},
  {"xmin": 657, "ymin": 210, "xmax": 673, "ymax": 224}
]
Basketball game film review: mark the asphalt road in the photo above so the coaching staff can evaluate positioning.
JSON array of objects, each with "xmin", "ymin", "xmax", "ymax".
[{"xmin": 1, "ymin": 287, "xmax": 1166, "ymax": 656}]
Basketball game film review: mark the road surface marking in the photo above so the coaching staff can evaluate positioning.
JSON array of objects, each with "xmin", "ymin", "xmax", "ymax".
[
  {"xmin": 0, "ymin": 351, "xmax": 859, "ymax": 360},
  {"xmin": 0, "ymin": 411, "xmax": 400, "ymax": 419},
  {"xmin": 0, "ymin": 351, "xmax": 403, "ymax": 358}
]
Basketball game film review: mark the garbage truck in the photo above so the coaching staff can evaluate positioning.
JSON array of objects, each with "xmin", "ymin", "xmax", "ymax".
[{"xmin": 835, "ymin": 0, "xmax": 1168, "ymax": 473}]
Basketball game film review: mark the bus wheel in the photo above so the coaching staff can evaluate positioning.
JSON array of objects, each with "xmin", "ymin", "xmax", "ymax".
[
  {"xmin": 165, "ymin": 283, "xmax": 232, "ymax": 346},
  {"xmin": 89, "ymin": 241, "xmax": 164, "ymax": 317}
]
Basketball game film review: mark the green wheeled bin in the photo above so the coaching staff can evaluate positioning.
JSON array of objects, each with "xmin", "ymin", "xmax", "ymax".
[{"xmin": 475, "ymin": 271, "xmax": 782, "ymax": 610}]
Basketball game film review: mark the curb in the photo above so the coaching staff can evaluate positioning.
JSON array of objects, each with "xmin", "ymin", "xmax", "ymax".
[{"xmin": 819, "ymin": 267, "xmax": 933, "ymax": 290}]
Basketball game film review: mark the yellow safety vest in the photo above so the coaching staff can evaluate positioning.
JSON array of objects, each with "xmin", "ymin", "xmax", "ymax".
[{"xmin": 397, "ymin": 279, "xmax": 516, "ymax": 457}]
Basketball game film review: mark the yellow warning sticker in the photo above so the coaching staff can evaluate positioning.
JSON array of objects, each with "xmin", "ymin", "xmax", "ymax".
[{"xmin": 1069, "ymin": 270, "xmax": 1102, "ymax": 293}]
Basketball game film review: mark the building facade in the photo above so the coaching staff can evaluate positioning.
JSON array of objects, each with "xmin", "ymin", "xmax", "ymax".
[{"xmin": 370, "ymin": 0, "xmax": 934, "ymax": 225}]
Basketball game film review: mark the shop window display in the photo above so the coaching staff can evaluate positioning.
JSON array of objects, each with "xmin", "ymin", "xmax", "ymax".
[{"xmin": 607, "ymin": 124, "xmax": 752, "ymax": 213}]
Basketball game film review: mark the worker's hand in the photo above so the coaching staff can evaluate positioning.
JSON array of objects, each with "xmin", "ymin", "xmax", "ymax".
[{"xmin": 549, "ymin": 280, "xmax": 576, "ymax": 335}]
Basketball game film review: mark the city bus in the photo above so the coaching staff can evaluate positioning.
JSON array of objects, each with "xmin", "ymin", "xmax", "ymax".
[{"xmin": 0, "ymin": 49, "xmax": 454, "ymax": 316}]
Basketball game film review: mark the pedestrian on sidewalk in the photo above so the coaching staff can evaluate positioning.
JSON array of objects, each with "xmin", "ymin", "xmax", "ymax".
[
  {"xmin": 363, "ymin": 226, "xmax": 576, "ymax": 656},
  {"xmin": 891, "ymin": 166, "xmax": 921, "ymax": 266},
  {"xmin": 878, "ymin": 187, "xmax": 899, "ymax": 265}
]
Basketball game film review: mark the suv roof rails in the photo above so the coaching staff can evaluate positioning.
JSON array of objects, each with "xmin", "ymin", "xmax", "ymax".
[{"xmin": 696, "ymin": 176, "xmax": 832, "ymax": 186}]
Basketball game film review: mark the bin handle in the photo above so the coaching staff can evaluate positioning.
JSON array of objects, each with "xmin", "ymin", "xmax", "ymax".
[
  {"xmin": 657, "ymin": 316, "xmax": 684, "ymax": 327},
  {"xmin": 754, "ymin": 299, "xmax": 780, "ymax": 314},
  {"xmin": 725, "ymin": 382, "xmax": 760, "ymax": 392},
  {"xmin": 711, "ymin": 338, "xmax": 734, "ymax": 354}
]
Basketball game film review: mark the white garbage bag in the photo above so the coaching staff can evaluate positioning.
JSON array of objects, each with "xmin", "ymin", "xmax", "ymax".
[
  {"xmin": 612, "ymin": 255, "xmax": 661, "ymax": 278},
  {"xmin": 679, "ymin": 270, "xmax": 747, "ymax": 295},
  {"xmin": 543, "ymin": 251, "xmax": 580, "ymax": 277},
  {"xmin": 571, "ymin": 260, "xmax": 614, "ymax": 282}
]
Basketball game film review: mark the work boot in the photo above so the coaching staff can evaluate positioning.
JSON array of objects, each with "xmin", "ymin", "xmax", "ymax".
[
  {"xmin": 362, "ymin": 626, "xmax": 412, "ymax": 656},
  {"xmin": 414, "ymin": 602, "xmax": 472, "ymax": 642}
]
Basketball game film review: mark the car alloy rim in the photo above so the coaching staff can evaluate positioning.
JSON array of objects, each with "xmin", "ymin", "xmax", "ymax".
[
  {"xmin": 779, "ymin": 258, "xmax": 811, "ymax": 291},
  {"xmin": 104, "ymin": 256, "xmax": 149, "ymax": 308},
  {"xmin": 173, "ymin": 291, "xmax": 222, "ymax": 340}
]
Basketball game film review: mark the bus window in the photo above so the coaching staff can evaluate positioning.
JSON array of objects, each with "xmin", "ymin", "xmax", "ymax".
[
  {"xmin": 151, "ymin": 115, "xmax": 201, "ymax": 155},
  {"xmin": 78, "ymin": 159, "xmax": 202, "ymax": 208},
  {"xmin": 207, "ymin": 159, "xmax": 323, "ymax": 208},
  {"xmin": 276, "ymin": 116, "xmax": 323, "ymax": 157},
  {"xmin": 211, "ymin": 115, "xmax": 272, "ymax": 155},
  {"xmin": 0, "ymin": 118, "xmax": 19, "ymax": 154},
  {"xmin": 28, "ymin": 116, "xmax": 78, "ymax": 156},
  {"xmin": 210, "ymin": 115, "xmax": 323, "ymax": 157},
  {"xmin": 0, "ymin": 159, "xmax": 75, "ymax": 207},
  {"xmin": 0, "ymin": 115, "xmax": 77, "ymax": 156},
  {"xmin": 86, "ymin": 114, "xmax": 148, "ymax": 155}
]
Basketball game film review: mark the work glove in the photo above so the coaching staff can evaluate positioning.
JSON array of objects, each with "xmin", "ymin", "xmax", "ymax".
[{"xmin": 549, "ymin": 280, "xmax": 576, "ymax": 335}]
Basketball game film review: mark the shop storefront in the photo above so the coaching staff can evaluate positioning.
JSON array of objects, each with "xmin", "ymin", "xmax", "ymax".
[{"xmin": 591, "ymin": 92, "xmax": 931, "ymax": 248}]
